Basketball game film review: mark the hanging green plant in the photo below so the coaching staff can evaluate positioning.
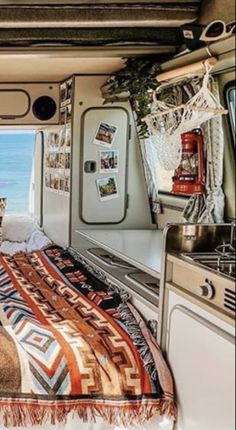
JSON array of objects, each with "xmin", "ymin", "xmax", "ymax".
[{"xmin": 103, "ymin": 57, "xmax": 161, "ymax": 138}]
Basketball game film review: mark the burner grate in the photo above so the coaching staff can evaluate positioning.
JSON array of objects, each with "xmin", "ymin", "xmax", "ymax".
[{"xmin": 181, "ymin": 245, "xmax": 236, "ymax": 280}]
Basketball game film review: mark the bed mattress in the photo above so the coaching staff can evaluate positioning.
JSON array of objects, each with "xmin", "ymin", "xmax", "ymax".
[{"xmin": 0, "ymin": 245, "xmax": 175, "ymax": 429}]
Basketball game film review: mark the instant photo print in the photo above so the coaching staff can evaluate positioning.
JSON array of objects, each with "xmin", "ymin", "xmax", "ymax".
[
  {"xmin": 99, "ymin": 150, "xmax": 119, "ymax": 173},
  {"xmin": 96, "ymin": 176, "xmax": 119, "ymax": 201},
  {"xmin": 93, "ymin": 122, "xmax": 118, "ymax": 148}
]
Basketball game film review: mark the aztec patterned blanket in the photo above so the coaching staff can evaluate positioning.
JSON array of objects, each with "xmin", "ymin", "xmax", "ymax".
[{"xmin": 0, "ymin": 245, "xmax": 176, "ymax": 428}]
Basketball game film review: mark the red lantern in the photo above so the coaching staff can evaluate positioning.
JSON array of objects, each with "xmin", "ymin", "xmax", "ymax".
[{"xmin": 172, "ymin": 129, "xmax": 206, "ymax": 195}]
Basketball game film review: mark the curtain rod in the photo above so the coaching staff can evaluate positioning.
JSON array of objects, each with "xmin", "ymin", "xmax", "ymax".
[{"xmin": 156, "ymin": 57, "xmax": 218, "ymax": 82}]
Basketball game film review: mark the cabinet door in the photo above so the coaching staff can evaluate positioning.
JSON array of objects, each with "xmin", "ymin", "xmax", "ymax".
[
  {"xmin": 166, "ymin": 291, "xmax": 235, "ymax": 430},
  {"xmin": 81, "ymin": 107, "xmax": 129, "ymax": 224}
]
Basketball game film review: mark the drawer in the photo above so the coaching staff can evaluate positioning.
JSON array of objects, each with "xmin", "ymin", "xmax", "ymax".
[
  {"xmin": 126, "ymin": 271, "xmax": 160, "ymax": 295},
  {"xmin": 87, "ymin": 247, "xmax": 135, "ymax": 270}
]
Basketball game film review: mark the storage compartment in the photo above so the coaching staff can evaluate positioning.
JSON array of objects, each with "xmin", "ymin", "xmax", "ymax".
[
  {"xmin": 87, "ymin": 247, "xmax": 135, "ymax": 269},
  {"xmin": 0, "ymin": 90, "xmax": 30, "ymax": 118},
  {"xmin": 126, "ymin": 271, "xmax": 160, "ymax": 294},
  {"xmin": 165, "ymin": 289, "xmax": 235, "ymax": 430},
  {"xmin": 0, "ymin": 83, "xmax": 60, "ymax": 125}
]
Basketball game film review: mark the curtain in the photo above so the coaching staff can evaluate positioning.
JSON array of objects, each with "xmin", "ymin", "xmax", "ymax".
[
  {"xmin": 139, "ymin": 137, "xmax": 161, "ymax": 215},
  {"xmin": 182, "ymin": 78, "xmax": 225, "ymax": 223}
]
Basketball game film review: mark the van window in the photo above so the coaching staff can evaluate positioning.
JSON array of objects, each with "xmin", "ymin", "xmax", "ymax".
[
  {"xmin": 157, "ymin": 161, "xmax": 174, "ymax": 194},
  {"xmin": 225, "ymin": 83, "xmax": 236, "ymax": 149},
  {"xmin": 0, "ymin": 131, "xmax": 35, "ymax": 214}
]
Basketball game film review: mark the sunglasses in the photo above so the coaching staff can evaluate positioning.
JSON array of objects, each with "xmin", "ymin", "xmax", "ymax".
[{"xmin": 200, "ymin": 20, "xmax": 236, "ymax": 42}]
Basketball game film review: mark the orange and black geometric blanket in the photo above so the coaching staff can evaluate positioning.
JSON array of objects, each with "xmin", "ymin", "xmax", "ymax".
[{"xmin": 0, "ymin": 245, "xmax": 176, "ymax": 428}]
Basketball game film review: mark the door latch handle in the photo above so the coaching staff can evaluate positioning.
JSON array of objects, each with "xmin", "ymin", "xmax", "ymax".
[{"xmin": 84, "ymin": 160, "xmax": 97, "ymax": 173}]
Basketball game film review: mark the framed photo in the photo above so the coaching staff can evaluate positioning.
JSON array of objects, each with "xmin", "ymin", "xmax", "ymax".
[
  {"xmin": 65, "ymin": 127, "xmax": 71, "ymax": 151},
  {"xmin": 99, "ymin": 150, "xmax": 119, "ymax": 173},
  {"xmin": 60, "ymin": 82, "xmax": 67, "ymax": 105},
  {"xmin": 59, "ymin": 176, "xmax": 65, "ymax": 194},
  {"xmin": 64, "ymin": 176, "xmax": 70, "ymax": 194},
  {"xmin": 56, "ymin": 152, "xmax": 65, "ymax": 170},
  {"xmin": 52, "ymin": 132, "xmax": 59, "ymax": 149},
  {"xmin": 49, "ymin": 173, "xmax": 54, "ymax": 191},
  {"xmin": 66, "ymin": 105, "xmax": 72, "ymax": 124},
  {"xmin": 96, "ymin": 176, "xmax": 119, "ymax": 201},
  {"xmin": 49, "ymin": 153, "xmax": 56, "ymax": 169},
  {"xmin": 46, "ymin": 133, "xmax": 52, "ymax": 150},
  {"xmin": 45, "ymin": 153, "xmax": 50, "ymax": 168},
  {"xmin": 53, "ymin": 174, "xmax": 59, "ymax": 192},
  {"xmin": 93, "ymin": 122, "xmax": 118, "ymax": 148},
  {"xmin": 60, "ymin": 108, "xmax": 66, "ymax": 125},
  {"xmin": 59, "ymin": 127, "xmax": 66, "ymax": 148},
  {"xmin": 45, "ymin": 172, "xmax": 50, "ymax": 189},
  {"xmin": 66, "ymin": 79, "xmax": 73, "ymax": 101},
  {"xmin": 65, "ymin": 153, "xmax": 71, "ymax": 170}
]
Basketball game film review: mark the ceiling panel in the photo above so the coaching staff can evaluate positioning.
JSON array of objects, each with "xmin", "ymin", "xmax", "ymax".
[
  {"xmin": 0, "ymin": 3, "xmax": 200, "ymax": 28},
  {"xmin": 0, "ymin": 27, "xmax": 180, "ymax": 49},
  {"xmin": 0, "ymin": 1, "xmax": 202, "ymax": 4},
  {"xmin": 0, "ymin": 55, "xmax": 125, "ymax": 82}
]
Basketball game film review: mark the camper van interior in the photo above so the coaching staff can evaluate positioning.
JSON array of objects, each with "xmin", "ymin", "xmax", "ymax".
[{"xmin": 0, "ymin": 1, "xmax": 235, "ymax": 430}]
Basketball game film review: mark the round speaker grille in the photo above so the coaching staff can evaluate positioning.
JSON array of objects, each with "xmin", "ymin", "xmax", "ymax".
[{"xmin": 33, "ymin": 96, "xmax": 57, "ymax": 121}]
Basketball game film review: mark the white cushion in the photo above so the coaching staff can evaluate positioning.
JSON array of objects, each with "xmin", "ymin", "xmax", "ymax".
[
  {"xmin": 2, "ymin": 215, "xmax": 39, "ymax": 242},
  {"xmin": 27, "ymin": 230, "xmax": 51, "ymax": 252},
  {"xmin": 0, "ymin": 230, "xmax": 51, "ymax": 256},
  {"xmin": 0, "ymin": 240, "xmax": 27, "ymax": 256}
]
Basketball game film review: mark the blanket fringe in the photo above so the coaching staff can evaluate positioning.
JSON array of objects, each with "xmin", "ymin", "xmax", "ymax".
[
  {"xmin": 118, "ymin": 303, "xmax": 158, "ymax": 380},
  {"xmin": 0, "ymin": 399, "xmax": 176, "ymax": 428}
]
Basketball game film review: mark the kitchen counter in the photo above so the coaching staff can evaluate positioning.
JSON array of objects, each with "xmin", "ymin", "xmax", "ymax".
[{"xmin": 77, "ymin": 229, "xmax": 163, "ymax": 278}]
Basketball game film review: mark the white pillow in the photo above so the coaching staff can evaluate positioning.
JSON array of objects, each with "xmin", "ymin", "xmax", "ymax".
[
  {"xmin": 27, "ymin": 230, "xmax": 51, "ymax": 252},
  {"xmin": 2, "ymin": 215, "xmax": 39, "ymax": 242},
  {"xmin": 0, "ymin": 240, "xmax": 27, "ymax": 256}
]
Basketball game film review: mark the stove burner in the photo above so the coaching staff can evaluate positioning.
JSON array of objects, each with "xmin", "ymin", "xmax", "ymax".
[{"xmin": 182, "ymin": 243, "xmax": 236, "ymax": 280}]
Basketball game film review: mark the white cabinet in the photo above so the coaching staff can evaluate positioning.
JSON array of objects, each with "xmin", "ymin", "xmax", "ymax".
[{"xmin": 165, "ymin": 289, "xmax": 235, "ymax": 430}]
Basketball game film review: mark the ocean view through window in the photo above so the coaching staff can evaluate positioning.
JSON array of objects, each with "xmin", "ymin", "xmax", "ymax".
[{"xmin": 0, "ymin": 131, "xmax": 35, "ymax": 214}]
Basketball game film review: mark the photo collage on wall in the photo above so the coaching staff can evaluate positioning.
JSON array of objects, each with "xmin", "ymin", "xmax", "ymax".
[
  {"xmin": 45, "ymin": 78, "xmax": 72, "ymax": 196},
  {"xmin": 93, "ymin": 121, "xmax": 119, "ymax": 202}
]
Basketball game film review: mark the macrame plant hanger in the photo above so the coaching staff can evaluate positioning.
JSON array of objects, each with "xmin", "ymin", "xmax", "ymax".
[{"xmin": 143, "ymin": 57, "xmax": 228, "ymax": 170}]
